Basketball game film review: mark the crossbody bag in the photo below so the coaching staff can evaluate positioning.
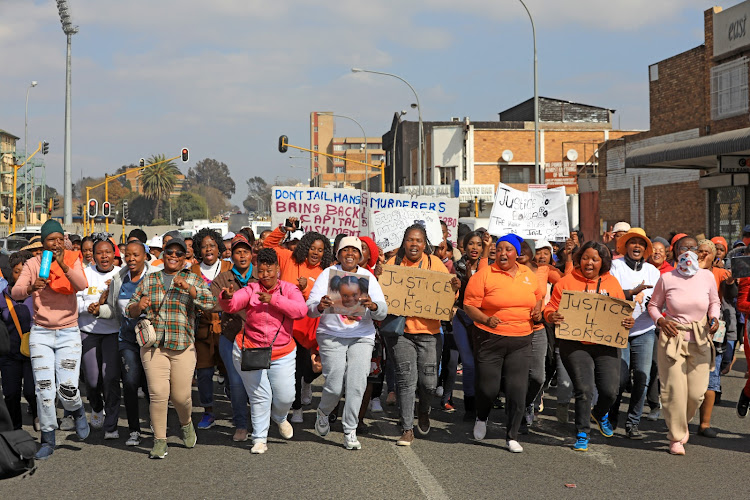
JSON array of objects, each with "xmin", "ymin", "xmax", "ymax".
[
  {"xmin": 240, "ymin": 286, "xmax": 286, "ymax": 371},
  {"xmin": 135, "ymin": 273, "xmax": 175, "ymax": 348},
  {"xmin": 5, "ymin": 296, "xmax": 29, "ymax": 357}
]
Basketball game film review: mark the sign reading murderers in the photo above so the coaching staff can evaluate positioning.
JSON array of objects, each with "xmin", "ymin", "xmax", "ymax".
[
  {"xmin": 371, "ymin": 208, "xmax": 443, "ymax": 253},
  {"xmin": 555, "ymin": 290, "xmax": 634, "ymax": 348},
  {"xmin": 272, "ymin": 187, "xmax": 362, "ymax": 237},
  {"xmin": 379, "ymin": 264, "xmax": 454, "ymax": 321},
  {"xmin": 365, "ymin": 193, "xmax": 460, "ymax": 246},
  {"xmin": 487, "ymin": 182, "xmax": 570, "ymax": 240}
]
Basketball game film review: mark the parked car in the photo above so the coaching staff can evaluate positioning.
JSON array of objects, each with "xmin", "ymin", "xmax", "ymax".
[{"xmin": 0, "ymin": 236, "xmax": 30, "ymax": 255}]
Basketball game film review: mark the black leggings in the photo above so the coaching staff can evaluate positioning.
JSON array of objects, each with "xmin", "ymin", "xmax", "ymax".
[
  {"xmin": 293, "ymin": 345, "xmax": 317, "ymax": 410},
  {"xmin": 558, "ymin": 339, "xmax": 620, "ymax": 435},
  {"xmin": 474, "ymin": 328, "xmax": 532, "ymax": 441}
]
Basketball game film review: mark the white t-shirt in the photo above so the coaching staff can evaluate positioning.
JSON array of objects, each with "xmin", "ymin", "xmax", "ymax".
[
  {"xmin": 610, "ymin": 258, "xmax": 661, "ymax": 337},
  {"xmin": 77, "ymin": 263, "xmax": 121, "ymax": 334},
  {"xmin": 200, "ymin": 260, "xmax": 221, "ymax": 283}
]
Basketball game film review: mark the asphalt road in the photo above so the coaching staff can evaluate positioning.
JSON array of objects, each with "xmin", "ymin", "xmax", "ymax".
[{"xmin": 3, "ymin": 355, "xmax": 750, "ymax": 499}]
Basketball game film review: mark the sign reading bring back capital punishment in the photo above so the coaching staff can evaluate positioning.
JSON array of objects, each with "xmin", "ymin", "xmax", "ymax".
[
  {"xmin": 487, "ymin": 183, "xmax": 569, "ymax": 240},
  {"xmin": 272, "ymin": 187, "xmax": 363, "ymax": 237},
  {"xmin": 555, "ymin": 290, "xmax": 634, "ymax": 348}
]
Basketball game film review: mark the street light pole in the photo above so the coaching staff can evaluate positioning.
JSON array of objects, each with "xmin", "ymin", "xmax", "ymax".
[
  {"xmin": 331, "ymin": 114, "xmax": 368, "ymax": 191},
  {"xmin": 57, "ymin": 0, "xmax": 79, "ymax": 225},
  {"xmin": 351, "ymin": 68, "xmax": 424, "ymax": 190},
  {"xmin": 392, "ymin": 110, "xmax": 406, "ymax": 193},
  {"xmin": 24, "ymin": 81, "xmax": 37, "ymax": 226},
  {"xmin": 518, "ymin": 0, "xmax": 540, "ymax": 184}
]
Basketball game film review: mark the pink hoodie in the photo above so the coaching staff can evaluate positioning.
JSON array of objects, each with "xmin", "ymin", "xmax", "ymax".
[{"xmin": 219, "ymin": 279, "xmax": 307, "ymax": 360}]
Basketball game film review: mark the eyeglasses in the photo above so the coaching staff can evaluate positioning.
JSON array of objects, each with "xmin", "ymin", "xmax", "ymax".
[
  {"xmin": 164, "ymin": 249, "xmax": 186, "ymax": 257},
  {"xmin": 678, "ymin": 246, "xmax": 698, "ymax": 253}
]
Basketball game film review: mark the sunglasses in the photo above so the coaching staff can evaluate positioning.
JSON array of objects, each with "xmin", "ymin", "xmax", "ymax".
[
  {"xmin": 164, "ymin": 249, "xmax": 186, "ymax": 257},
  {"xmin": 678, "ymin": 246, "xmax": 698, "ymax": 253}
]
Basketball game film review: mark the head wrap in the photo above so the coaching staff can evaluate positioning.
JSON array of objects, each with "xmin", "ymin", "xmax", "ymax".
[
  {"xmin": 496, "ymin": 234, "xmax": 523, "ymax": 255},
  {"xmin": 41, "ymin": 219, "xmax": 64, "ymax": 242},
  {"xmin": 711, "ymin": 236, "xmax": 728, "ymax": 251},
  {"xmin": 359, "ymin": 236, "xmax": 379, "ymax": 270},
  {"xmin": 670, "ymin": 233, "xmax": 688, "ymax": 249},
  {"xmin": 676, "ymin": 251, "xmax": 699, "ymax": 277},
  {"xmin": 697, "ymin": 239, "xmax": 716, "ymax": 257},
  {"xmin": 652, "ymin": 236, "xmax": 669, "ymax": 248}
]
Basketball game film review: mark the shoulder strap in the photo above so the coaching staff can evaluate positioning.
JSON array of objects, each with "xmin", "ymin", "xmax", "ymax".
[
  {"xmin": 5, "ymin": 295, "xmax": 27, "ymax": 338},
  {"xmin": 242, "ymin": 282, "xmax": 286, "ymax": 351},
  {"xmin": 151, "ymin": 272, "xmax": 174, "ymax": 325}
]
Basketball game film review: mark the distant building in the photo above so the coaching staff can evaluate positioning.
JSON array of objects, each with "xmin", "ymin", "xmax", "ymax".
[
  {"xmin": 310, "ymin": 111, "xmax": 385, "ymax": 188},
  {"xmin": 0, "ymin": 129, "xmax": 20, "ymax": 223}
]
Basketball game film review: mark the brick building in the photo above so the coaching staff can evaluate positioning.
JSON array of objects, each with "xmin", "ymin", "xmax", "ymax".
[
  {"xmin": 309, "ymin": 112, "xmax": 385, "ymax": 188},
  {"xmin": 593, "ymin": 1, "xmax": 750, "ymax": 243}
]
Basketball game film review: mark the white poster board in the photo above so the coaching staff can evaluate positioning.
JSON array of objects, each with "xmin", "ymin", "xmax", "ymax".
[
  {"xmin": 487, "ymin": 183, "xmax": 569, "ymax": 240},
  {"xmin": 371, "ymin": 208, "xmax": 443, "ymax": 253},
  {"xmin": 272, "ymin": 187, "xmax": 362, "ymax": 237}
]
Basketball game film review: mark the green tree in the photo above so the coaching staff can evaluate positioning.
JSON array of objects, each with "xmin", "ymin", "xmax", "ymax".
[
  {"xmin": 243, "ymin": 176, "xmax": 272, "ymax": 213},
  {"xmin": 185, "ymin": 158, "xmax": 235, "ymax": 198},
  {"xmin": 190, "ymin": 185, "xmax": 230, "ymax": 219},
  {"xmin": 140, "ymin": 154, "xmax": 181, "ymax": 220},
  {"xmin": 173, "ymin": 191, "xmax": 209, "ymax": 223},
  {"xmin": 124, "ymin": 194, "xmax": 156, "ymax": 226}
]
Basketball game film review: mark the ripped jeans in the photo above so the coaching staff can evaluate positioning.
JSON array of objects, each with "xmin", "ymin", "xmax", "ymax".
[
  {"xmin": 29, "ymin": 325, "xmax": 84, "ymax": 432},
  {"xmin": 384, "ymin": 333, "xmax": 441, "ymax": 432}
]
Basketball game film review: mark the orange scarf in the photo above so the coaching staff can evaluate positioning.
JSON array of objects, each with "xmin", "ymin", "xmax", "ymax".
[{"xmin": 48, "ymin": 251, "xmax": 83, "ymax": 295}]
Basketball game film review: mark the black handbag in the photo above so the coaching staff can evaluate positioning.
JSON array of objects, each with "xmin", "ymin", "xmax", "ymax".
[
  {"xmin": 240, "ymin": 288, "xmax": 285, "ymax": 371},
  {"xmin": 379, "ymin": 314, "xmax": 406, "ymax": 337},
  {"xmin": 0, "ymin": 429, "xmax": 36, "ymax": 479}
]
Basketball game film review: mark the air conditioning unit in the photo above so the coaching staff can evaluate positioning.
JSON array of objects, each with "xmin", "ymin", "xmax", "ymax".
[{"xmin": 451, "ymin": 117, "xmax": 460, "ymax": 122}]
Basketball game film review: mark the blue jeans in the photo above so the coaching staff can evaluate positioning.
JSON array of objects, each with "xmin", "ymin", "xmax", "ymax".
[
  {"xmin": 120, "ymin": 344, "xmax": 147, "ymax": 432},
  {"xmin": 708, "ymin": 350, "xmax": 725, "ymax": 392},
  {"xmin": 29, "ymin": 325, "xmax": 84, "ymax": 432},
  {"xmin": 218, "ymin": 336, "xmax": 249, "ymax": 430},
  {"xmin": 232, "ymin": 344, "xmax": 296, "ymax": 444},
  {"xmin": 452, "ymin": 309, "xmax": 475, "ymax": 397},
  {"xmin": 611, "ymin": 329, "xmax": 656, "ymax": 429}
]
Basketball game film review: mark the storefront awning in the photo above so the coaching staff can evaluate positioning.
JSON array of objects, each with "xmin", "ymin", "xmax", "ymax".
[{"xmin": 625, "ymin": 127, "xmax": 750, "ymax": 169}]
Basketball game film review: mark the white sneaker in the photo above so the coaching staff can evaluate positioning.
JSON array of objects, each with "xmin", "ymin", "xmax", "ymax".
[
  {"xmin": 138, "ymin": 388, "xmax": 146, "ymax": 399},
  {"xmin": 277, "ymin": 419, "xmax": 294, "ymax": 440},
  {"xmin": 370, "ymin": 399, "xmax": 384, "ymax": 413},
  {"xmin": 104, "ymin": 430, "xmax": 119, "ymax": 440},
  {"xmin": 301, "ymin": 381, "xmax": 313, "ymax": 406},
  {"xmin": 473, "ymin": 419, "xmax": 487, "ymax": 440},
  {"xmin": 507, "ymin": 439, "xmax": 523, "ymax": 453},
  {"xmin": 251, "ymin": 441, "xmax": 268, "ymax": 454},
  {"xmin": 90, "ymin": 411, "xmax": 105, "ymax": 430},
  {"xmin": 126, "ymin": 431, "xmax": 141, "ymax": 446},
  {"xmin": 291, "ymin": 408, "xmax": 304, "ymax": 423},
  {"xmin": 344, "ymin": 431, "xmax": 361, "ymax": 450},
  {"xmin": 435, "ymin": 386, "xmax": 444, "ymax": 398},
  {"xmin": 315, "ymin": 408, "xmax": 330, "ymax": 437}
]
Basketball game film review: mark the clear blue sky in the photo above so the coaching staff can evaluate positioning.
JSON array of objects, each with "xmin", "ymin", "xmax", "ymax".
[{"xmin": 0, "ymin": 0, "xmax": 739, "ymax": 205}]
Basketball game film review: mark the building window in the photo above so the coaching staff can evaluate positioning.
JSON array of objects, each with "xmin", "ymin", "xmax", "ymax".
[
  {"xmin": 313, "ymin": 145, "xmax": 318, "ymax": 150},
  {"xmin": 314, "ymin": 126, "xmax": 318, "ymax": 132},
  {"xmin": 335, "ymin": 166, "xmax": 345, "ymax": 173},
  {"xmin": 649, "ymin": 64, "xmax": 658, "ymax": 82},
  {"xmin": 500, "ymin": 165, "xmax": 533, "ymax": 184},
  {"xmin": 334, "ymin": 144, "xmax": 344, "ymax": 151},
  {"xmin": 711, "ymin": 57, "xmax": 749, "ymax": 120}
]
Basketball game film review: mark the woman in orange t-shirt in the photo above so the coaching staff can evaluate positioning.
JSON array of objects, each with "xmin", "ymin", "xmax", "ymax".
[
  {"xmin": 463, "ymin": 234, "xmax": 543, "ymax": 453},
  {"xmin": 545, "ymin": 241, "xmax": 633, "ymax": 452},
  {"xmin": 264, "ymin": 217, "xmax": 333, "ymax": 421},
  {"xmin": 383, "ymin": 224, "xmax": 459, "ymax": 447}
]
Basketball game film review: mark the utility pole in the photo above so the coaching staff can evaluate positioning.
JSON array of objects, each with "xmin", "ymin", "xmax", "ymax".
[{"xmin": 57, "ymin": 0, "xmax": 79, "ymax": 224}]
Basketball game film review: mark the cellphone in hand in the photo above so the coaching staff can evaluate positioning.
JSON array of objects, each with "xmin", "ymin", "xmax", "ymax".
[{"xmin": 285, "ymin": 218, "xmax": 300, "ymax": 230}]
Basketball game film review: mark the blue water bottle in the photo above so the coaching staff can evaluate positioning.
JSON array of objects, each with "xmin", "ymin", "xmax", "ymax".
[{"xmin": 39, "ymin": 250, "xmax": 53, "ymax": 279}]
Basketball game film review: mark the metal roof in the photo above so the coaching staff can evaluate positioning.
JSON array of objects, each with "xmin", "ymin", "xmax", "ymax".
[
  {"xmin": 0, "ymin": 129, "xmax": 20, "ymax": 140},
  {"xmin": 625, "ymin": 127, "xmax": 750, "ymax": 169}
]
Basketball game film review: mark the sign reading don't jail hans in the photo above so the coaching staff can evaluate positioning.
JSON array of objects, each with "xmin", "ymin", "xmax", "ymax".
[{"xmin": 555, "ymin": 290, "xmax": 634, "ymax": 348}]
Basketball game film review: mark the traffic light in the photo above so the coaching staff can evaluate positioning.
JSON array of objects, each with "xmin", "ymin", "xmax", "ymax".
[
  {"xmin": 139, "ymin": 158, "xmax": 145, "ymax": 167},
  {"xmin": 77, "ymin": 205, "xmax": 83, "ymax": 217},
  {"xmin": 42, "ymin": 141, "xmax": 49, "ymax": 155},
  {"xmin": 102, "ymin": 201, "xmax": 111, "ymax": 218},
  {"xmin": 479, "ymin": 199, "xmax": 486, "ymax": 212},
  {"xmin": 278, "ymin": 135, "xmax": 289, "ymax": 153},
  {"xmin": 53, "ymin": 198, "xmax": 60, "ymax": 210},
  {"xmin": 181, "ymin": 148, "xmax": 189, "ymax": 162},
  {"xmin": 48, "ymin": 198, "xmax": 53, "ymax": 216},
  {"xmin": 88, "ymin": 199, "xmax": 98, "ymax": 218},
  {"xmin": 123, "ymin": 200, "xmax": 129, "ymax": 221},
  {"xmin": 2, "ymin": 207, "xmax": 9, "ymax": 219}
]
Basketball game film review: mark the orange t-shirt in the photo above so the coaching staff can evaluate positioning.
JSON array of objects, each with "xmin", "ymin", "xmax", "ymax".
[
  {"xmin": 264, "ymin": 227, "xmax": 323, "ymax": 300},
  {"xmin": 386, "ymin": 253, "xmax": 450, "ymax": 335},
  {"xmin": 464, "ymin": 263, "xmax": 543, "ymax": 337},
  {"xmin": 711, "ymin": 267, "xmax": 730, "ymax": 301},
  {"xmin": 544, "ymin": 269, "xmax": 626, "ymax": 322}
]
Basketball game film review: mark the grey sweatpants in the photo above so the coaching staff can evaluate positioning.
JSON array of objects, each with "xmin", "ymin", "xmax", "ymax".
[{"xmin": 317, "ymin": 332, "xmax": 375, "ymax": 434}]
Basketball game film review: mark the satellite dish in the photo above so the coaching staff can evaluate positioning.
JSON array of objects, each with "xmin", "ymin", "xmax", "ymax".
[
  {"xmin": 566, "ymin": 149, "xmax": 578, "ymax": 161},
  {"xmin": 501, "ymin": 150, "xmax": 513, "ymax": 162}
]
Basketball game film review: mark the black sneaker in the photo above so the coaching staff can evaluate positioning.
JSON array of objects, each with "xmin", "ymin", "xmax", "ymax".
[
  {"xmin": 738, "ymin": 390, "xmax": 750, "ymax": 419},
  {"xmin": 626, "ymin": 425, "xmax": 643, "ymax": 440},
  {"xmin": 416, "ymin": 411, "xmax": 431, "ymax": 436}
]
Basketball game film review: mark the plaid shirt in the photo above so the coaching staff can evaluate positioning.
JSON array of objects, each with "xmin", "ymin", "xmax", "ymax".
[{"xmin": 127, "ymin": 269, "xmax": 216, "ymax": 351}]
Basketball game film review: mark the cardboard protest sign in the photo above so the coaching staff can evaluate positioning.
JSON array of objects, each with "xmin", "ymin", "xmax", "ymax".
[
  {"xmin": 363, "ymin": 192, "xmax": 460, "ymax": 246},
  {"xmin": 487, "ymin": 183, "xmax": 569, "ymax": 240},
  {"xmin": 379, "ymin": 264, "xmax": 454, "ymax": 321},
  {"xmin": 324, "ymin": 269, "xmax": 370, "ymax": 316},
  {"xmin": 370, "ymin": 208, "xmax": 443, "ymax": 253},
  {"xmin": 554, "ymin": 290, "xmax": 634, "ymax": 348},
  {"xmin": 272, "ymin": 187, "xmax": 362, "ymax": 237}
]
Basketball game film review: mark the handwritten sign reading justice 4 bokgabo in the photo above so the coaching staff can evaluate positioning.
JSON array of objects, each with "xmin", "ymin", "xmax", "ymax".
[
  {"xmin": 379, "ymin": 265, "xmax": 454, "ymax": 321},
  {"xmin": 555, "ymin": 290, "xmax": 634, "ymax": 348}
]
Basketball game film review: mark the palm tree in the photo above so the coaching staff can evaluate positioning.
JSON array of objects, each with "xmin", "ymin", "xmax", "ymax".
[{"xmin": 139, "ymin": 154, "xmax": 180, "ymax": 220}]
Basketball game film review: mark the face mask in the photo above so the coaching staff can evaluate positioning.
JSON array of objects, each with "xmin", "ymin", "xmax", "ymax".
[{"xmin": 676, "ymin": 251, "xmax": 699, "ymax": 277}]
